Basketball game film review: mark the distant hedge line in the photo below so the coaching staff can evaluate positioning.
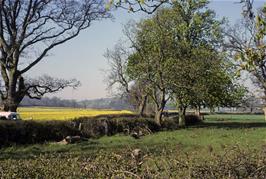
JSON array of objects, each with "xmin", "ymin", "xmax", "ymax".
[{"xmin": 0, "ymin": 114, "xmax": 201, "ymax": 146}]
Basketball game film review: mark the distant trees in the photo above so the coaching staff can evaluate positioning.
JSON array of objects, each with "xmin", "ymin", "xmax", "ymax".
[
  {"xmin": 21, "ymin": 96, "xmax": 133, "ymax": 109},
  {"xmin": 0, "ymin": 0, "xmax": 110, "ymax": 111},
  {"xmin": 106, "ymin": 1, "xmax": 246, "ymax": 126}
]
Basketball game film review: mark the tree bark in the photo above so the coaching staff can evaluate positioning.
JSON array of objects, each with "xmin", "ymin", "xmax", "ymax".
[
  {"xmin": 195, "ymin": 106, "xmax": 203, "ymax": 120},
  {"xmin": 3, "ymin": 98, "xmax": 19, "ymax": 112},
  {"xmin": 154, "ymin": 97, "xmax": 166, "ymax": 126},
  {"xmin": 263, "ymin": 107, "xmax": 266, "ymax": 122},
  {"xmin": 138, "ymin": 95, "xmax": 148, "ymax": 117},
  {"xmin": 1, "ymin": 71, "xmax": 25, "ymax": 112},
  {"xmin": 210, "ymin": 107, "xmax": 215, "ymax": 114},
  {"xmin": 155, "ymin": 107, "xmax": 164, "ymax": 126},
  {"xmin": 178, "ymin": 106, "xmax": 186, "ymax": 127}
]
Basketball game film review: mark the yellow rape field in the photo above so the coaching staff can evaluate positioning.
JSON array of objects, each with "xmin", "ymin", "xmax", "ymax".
[{"xmin": 17, "ymin": 107, "xmax": 133, "ymax": 121}]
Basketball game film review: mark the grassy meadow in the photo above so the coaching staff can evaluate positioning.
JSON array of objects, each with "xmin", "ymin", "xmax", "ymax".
[
  {"xmin": 205, "ymin": 114, "xmax": 265, "ymax": 122},
  {"xmin": 17, "ymin": 107, "xmax": 133, "ymax": 120},
  {"xmin": 1, "ymin": 111, "xmax": 266, "ymax": 177}
]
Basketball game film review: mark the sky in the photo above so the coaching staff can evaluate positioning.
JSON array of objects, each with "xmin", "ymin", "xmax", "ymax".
[{"xmin": 27, "ymin": 0, "xmax": 266, "ymax": 100}]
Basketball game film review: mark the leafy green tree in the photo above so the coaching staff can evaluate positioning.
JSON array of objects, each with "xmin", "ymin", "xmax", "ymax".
[
  {"xmin": 125, "ymin": 14, "xmax": 174, "ymax": 125},
  {"xmin": 125, "ymin": 1, "xmax": 246, "ymax": 126},
  {"xmin": 163, "ymin": 0, "xmax": 228, "ymax": 126}
]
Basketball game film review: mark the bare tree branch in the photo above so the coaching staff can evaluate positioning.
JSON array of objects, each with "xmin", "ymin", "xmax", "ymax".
[
  {"xmin": 0, "ymin": 0, "xmax": 110, "ymax": 111},
  {"xmin": 25, "ymin": 75, "xmax": 81, "ymax": 99}
]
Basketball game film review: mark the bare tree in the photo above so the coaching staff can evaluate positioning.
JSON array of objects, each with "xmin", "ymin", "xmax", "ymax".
[
  {"xmin": 109, "ymin": 0, "xmax": 254, "ymax": 15},
  {"xmin": 24, "ymin": 75, "xmax": 80, "ymax": 99},
  {"xmin": 239, "ymin": 0, "xmax": 254, "ymax": 19},
  {"xmin": 128, "ymin": 81, "xmax": 148, "ymax": 116},
  {"xmin": 105, "ymin": 42, "xmax": 131, "ymax": 95},
  {"xmin": 0, "ymin": 0, "xmax": 110, "ymax": 111},
  {"xmin": 104, "ymin": 41, "xmax": 148, "ymax": 116},
  {"xmin": 112, "ymin": 0, "xmax": 168, "ymax": 14},
  {"xmin": 225, "ymin": 3, "xmax": 266, "ymax": 119}
]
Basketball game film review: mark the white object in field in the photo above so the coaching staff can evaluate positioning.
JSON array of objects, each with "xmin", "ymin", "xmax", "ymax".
[{"xmin": 0, "ymin": 112, "xmax": 21, "ymax": 120}]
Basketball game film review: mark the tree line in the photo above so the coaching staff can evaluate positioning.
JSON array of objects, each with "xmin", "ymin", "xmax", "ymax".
[{"xmin": 20, "ymin": 96, "xmax": 134, "ymax": 110}]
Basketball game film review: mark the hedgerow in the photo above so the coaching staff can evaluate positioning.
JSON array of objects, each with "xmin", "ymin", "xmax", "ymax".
[{"xmin": 0, "ymin": 114, "xmax": 200, "ymax": 146}]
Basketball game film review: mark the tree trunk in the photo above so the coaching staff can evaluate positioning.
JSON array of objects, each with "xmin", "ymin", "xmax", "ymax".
[
  {"xmin": 3, "ymin": 98, "xmax": 19, "ymax": 112},
  {"xmin": 195, "ymin": 106, "xmax": 203, "ymax": 120},
  {"xmin": 1, "ymin": 72, "xmax": 25, "ymax": 112},
  {"xmin": 263, "ymin": 107, "xmax": 266, "ymax": 121},
  {"xmin": 155, "ymin": 108, "xmax": 164, "ymax": 126},
  {"xmin": 152, "ymin": 90, "xmax": 166, "ymax": 126},
  {"xmin": 195, "ymin": 106, "xmax": 201, "ymax": 117},
  {"xmin": 138, "ymin": 95, "xmax": 148, "ymax": 117},
  {"xmin": 178, "ymin": 106, "xmax": 186, "ymax": 127},
  {"xmin": 210, "ymin": 107, "xmax": 215, "ymax": 114},
  {"xmin": 154, "ymin": 99, "xmax": 166, "ymax": 126},
  {"xmin": 250, "ymin": 106, "xmax": 253, "ymax": 113}
]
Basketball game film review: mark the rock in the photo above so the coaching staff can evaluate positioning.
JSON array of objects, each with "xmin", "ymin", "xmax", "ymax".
[
  {"xmin": 131, "ymin": 148, "xmax": 143, "ymax": 167},
  {"xmin": 131, "ymin": 149, "xmax": 142, "ymax": 161},
  {"xmin": 130, "ymin": 126, "xmax": 152, "ymax": 139},
  {"xmin": 123, "ymin": 128, "xmax": 130, "ymax": 135},
  {"xmin": 57, "ymin": 139, "xmax": 68, "ymax": 145},
  {"xmin": 57, "ymin": 136, "xmax": 89, "ymax": 145},
  {"xmin": 65, "ymin": 136, "xmax": 82, "ymax": 144},
  {"xmin": 131, "ymin": 132, "xmax": 140, "ymax": 139}
]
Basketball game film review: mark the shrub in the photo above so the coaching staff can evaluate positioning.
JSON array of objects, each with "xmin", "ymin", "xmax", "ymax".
[
  {"xmin": 0, "ymin": 120, "xmax": 79, "ymax": 146},
  {"xmin": 161, "ymin": 117, "xmax": 179, "ymax": 130},
  {"xmin": 0, "ymin": 113, "xmax": 201, "ymax": 146},
  {"xmin": 162, "ymin": 114, "xmax": 201, "ymax": 128},
  {"xmin": 74, "ymin": 116, "xmax": 160, "ymax": 138},
  {"xmin": 185, "ymin": 115, "xmax": 202, "ymax": 125}
]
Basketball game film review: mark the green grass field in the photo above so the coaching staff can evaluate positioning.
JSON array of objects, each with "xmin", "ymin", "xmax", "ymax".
[
  {"xmin": 205, "ymin": 114, "xmax": 265, "ymax": 122},
  {"xmin": 1, "ymin": 112, "xmax": 266, "ymax": 177}
]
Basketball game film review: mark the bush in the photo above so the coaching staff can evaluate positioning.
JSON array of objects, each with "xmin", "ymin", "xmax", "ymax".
[
  {"xmin": 185, "ymin": 115, "xmax": 202, "ymax": 125},
  {"xmin": 161, "ymin": 117, "xmax": 179, "ymax": 130},
  {"xmin": 0, "ymin": 120, "xmax": 79, "ymax": 146},
  {"xmin": 74, "ymin": 115, "xmax": 160, "ymax": 138},
  {"xmin": 0, "ymin": 113, "xmax": 201, "ymax": 146},
  {"xmin": 162, "ymin": 114, "xmax": 201, "ymax": 128}
]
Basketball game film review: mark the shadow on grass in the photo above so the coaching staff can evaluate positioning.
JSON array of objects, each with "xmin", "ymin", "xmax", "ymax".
[
  {"xmin": 191, "ymin": 121, "xmax": 266, "ymax": 129},
  {"xmin": 0, "ymin": 140, "xmax": 101, "ymax": 160}
]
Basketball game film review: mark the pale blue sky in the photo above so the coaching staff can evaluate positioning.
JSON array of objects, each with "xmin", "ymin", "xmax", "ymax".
[{"xmin": 28, "ymin": 0, "xmax": 266, "ymax": 100}]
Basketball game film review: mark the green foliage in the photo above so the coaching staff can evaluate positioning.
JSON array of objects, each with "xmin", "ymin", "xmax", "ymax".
[
  {"xmin": 166, "ymin": 2, "xmax": 244, "ymax": 110},
  {"xmin": 125, "ymin": 0, "xmax": 245, "ymax": 122}
]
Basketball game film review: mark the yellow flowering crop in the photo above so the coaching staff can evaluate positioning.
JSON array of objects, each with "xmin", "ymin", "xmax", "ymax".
[{"xmin": 18, "ymin": 107, "xmax": 133, "ymax": 121}]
